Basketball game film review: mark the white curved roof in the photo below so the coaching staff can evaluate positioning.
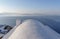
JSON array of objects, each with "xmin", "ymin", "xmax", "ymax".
[{"xmin": 2, "ymin": 19, "xmax": 60, "ymax": 39}]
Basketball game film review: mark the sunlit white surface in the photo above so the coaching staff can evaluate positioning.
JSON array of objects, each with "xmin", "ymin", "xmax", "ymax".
[{"xmin": 2, "ymin": 19, "xmax": 60, "ymax": 39}]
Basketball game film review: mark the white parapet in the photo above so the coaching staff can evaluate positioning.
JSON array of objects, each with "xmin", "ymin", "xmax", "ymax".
[{"xmin": 16, "ymin": 19, "xmax": 22, "ymax": 26}]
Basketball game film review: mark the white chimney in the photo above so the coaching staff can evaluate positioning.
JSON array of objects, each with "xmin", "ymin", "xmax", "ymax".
[{"xmin": 16, "ymin": 19, "xmax": 22, "ymax": 26}]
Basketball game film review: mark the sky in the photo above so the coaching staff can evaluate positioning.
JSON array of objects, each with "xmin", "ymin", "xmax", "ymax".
[{"xmin": 0, "ymin": 0, "xmax": 60, "ymax": 15}]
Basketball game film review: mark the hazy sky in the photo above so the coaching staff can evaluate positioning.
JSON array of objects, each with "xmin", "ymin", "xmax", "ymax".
[{"xmin": 0, "ymin": 0, "xmax": 60, "ymax": 15}]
